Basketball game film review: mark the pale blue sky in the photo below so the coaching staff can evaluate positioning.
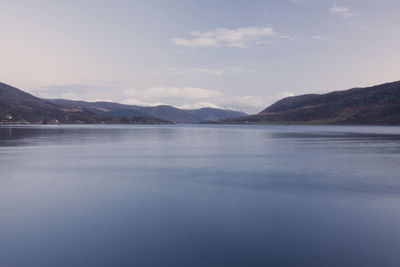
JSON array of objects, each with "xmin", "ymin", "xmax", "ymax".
[{"xmin": 1, "ymin": 0, "xmax": 400, "ymax": 113}]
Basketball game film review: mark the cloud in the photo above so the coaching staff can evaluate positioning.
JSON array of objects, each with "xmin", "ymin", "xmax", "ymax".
[
  {"xmin": 171, "ymin": 26, "xmax": 276, "ymax": 48},
  {"xmin": 32, "ymin": 83, "xmax": 270, "ymax": 113},
  {"xmin": 329, "ymin": 3, "xmax": 358, "ymax": 18},
  {"xmin": 123, "ymin": 86, "xmax": 266, "ymax": 113},
  {"xmin": 177, "ymin": 102, "xmax": 220, "ymax": 110},
  {"xmin": 120, "ymin": 98, "xmax": 165, "ymax": 107},
  {"xmin": 312, "ymin": 35, "xmax": 326, "ymax": 40},
  {"xmin": 279, "ymin": 35, "xmax": 294, "ymax": 40},
  {"xmin": 277, "ymin": 92, "xmax": 296, "ymax": 98},
  {"xmin": 166, "ymin": 66, "xmax": 264, "ymax": 76},
  {"xmin": 141, "ymin": 86, "xmax": 223, "ymax": 99},
  {"xmin": 30, "ymin": 84, "xmax": 116, "ymax": 102},
  {"xmin": 227, "ymin": 96, "xmax": 266, "ymax": 110}
]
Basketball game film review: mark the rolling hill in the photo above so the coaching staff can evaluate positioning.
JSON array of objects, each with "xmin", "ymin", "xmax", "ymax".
[
  {"xmin": 187, "ymin": 107, "xmax": 247, "ymax": 122},
  {"xmin": 49, "ymin": 99, "xmax": 246, "ymax": 123},
  {"xmin": 222, "ymin": 80, "xmax": 400, "ymax": 125},
  {"xmin": 0, "ymin": 82, "xmax": 170, "ymax": 124}
]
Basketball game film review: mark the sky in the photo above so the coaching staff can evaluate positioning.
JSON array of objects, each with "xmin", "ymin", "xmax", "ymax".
[{"xmin": 1, "ymin": 0, "xmax": 400, "ymax": 113}]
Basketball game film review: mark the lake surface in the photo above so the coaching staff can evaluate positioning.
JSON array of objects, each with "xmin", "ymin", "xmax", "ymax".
[{"xmin": 1, "ymin": 124, "xmax": 400, "ymax": 267}]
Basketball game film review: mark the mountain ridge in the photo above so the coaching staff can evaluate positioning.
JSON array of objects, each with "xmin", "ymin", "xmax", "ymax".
[
  {"xmin": 0, "ymin": 82, "xmax": 170, "ymax": 124},
  {"xmin": 222, "ymin": 80, "xmax": 400, "ymax": 125},
  {"xmin": 0, "ymin": 82, "xmax": 246, "ymax": 124},
  {"xmin": 48, "ymin": 99, "xmax": 247, "ymax": 123}
]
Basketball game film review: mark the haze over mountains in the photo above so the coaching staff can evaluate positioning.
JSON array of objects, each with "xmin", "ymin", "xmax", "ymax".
[
  {"xmin": 223, "ymin": 80, "xmax": 400, "ymax": 125},
  {"xmin": 0, "ymin": 82, "xmax": 246, "ymax": 124},
  {"xmin": 2, "ymin": 80, "xmax": 400, "ymax": 125}
]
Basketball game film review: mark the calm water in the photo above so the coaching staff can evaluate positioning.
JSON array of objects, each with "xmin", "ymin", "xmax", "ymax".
[{"xmin": 1, "ymin": 125, "xmax": 400, "ymax": 267}]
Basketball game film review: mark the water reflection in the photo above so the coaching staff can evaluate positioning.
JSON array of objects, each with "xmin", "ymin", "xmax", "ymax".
[{"xmin": 1, "ymin": 125, "xmax": 400, "ymax": 267}]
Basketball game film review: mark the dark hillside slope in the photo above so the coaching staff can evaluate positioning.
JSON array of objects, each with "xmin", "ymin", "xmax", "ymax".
[
  {"xmin": 223, "ymin": 81, "xmax": 400, "ymax": 125},
  {"xmin": 0, "ymin": 83, "xmax": 169, "ymax": 124},
  {"xmin": 0, "ymin": 82, "xmax": 66, "ymax": 123}
]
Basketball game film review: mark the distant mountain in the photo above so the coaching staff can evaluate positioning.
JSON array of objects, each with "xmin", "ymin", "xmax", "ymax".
[
  {"xmin": 0, "ymin": 82, "xmax": 170, "ymax": 124},
  {"xmin": 49, "ymin": 99, "xmax": 246, "ymax": 123},
  {"xmin": 223, "ymin": 80, "xmax": 400, "ymax": 125},
  {"xmin": 187, "ymin": 107, "xmax": 247, "ymax": 122},
  {"xmin": 138, "ymin": 105, "xmax": 198, "ymax": 123}
]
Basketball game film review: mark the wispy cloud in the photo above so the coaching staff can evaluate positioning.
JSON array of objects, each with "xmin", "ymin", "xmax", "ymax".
[
  {"xmin": 166, "ymin": 66, "xmax": 267, "ymax": 76},
  {"xmin": 277, "ymin": 92, "xmax": 296, "ymax": 98},
  {"xmin": 312, "ymin": 35, "xmax": 326, "ymax": 40},
  {"xmin": 329, "ymin": 3, "xmax": 358, "ymax": 18},
  {"xmin": 279, "ymin": 35, "xmax": 295, "ymax": 41},
  {"xmin": 177, "ymin": 102, "xmax": 220, "ymax": 110},
  {"xmin": 31, "ymin": 84, "xmax": 116, "ymax": 101},
  {"xmin": 128, "ymin": 86, "xmax": 223, "ymax": 100},
  {"xmin": 123, "ymin": 86, "xmax": 224, "ymax": 108},
  {"xmin": 171, "ymin": 26, "xmax": 276, "ymax": 48}
]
